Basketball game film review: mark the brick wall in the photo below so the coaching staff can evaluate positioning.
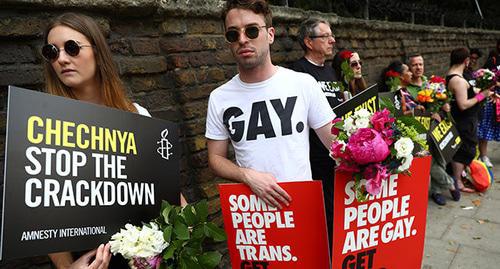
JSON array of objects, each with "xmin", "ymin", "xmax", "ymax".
[{"xmin": 1, "ymin": 0, "xmax": 500, "ymax": 268}]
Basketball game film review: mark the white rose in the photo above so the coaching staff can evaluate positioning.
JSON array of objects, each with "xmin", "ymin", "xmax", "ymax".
[
  {"xmin": 394, "ymin": 137, "xmax": 414, "ymax": 158},
  {"xmin": 354, "ymin": 108, "xmax": 371, "ymax": 119},
  {"xmin": 355, "ymin": 117, "xmax": 370, "ymax": 129},
  {"xmin": 109, "ymin": 223, "xmax": 168, "ymax": 259},
  {"xmin": 344, "ymin": 117, "xmax": 356, "ymax": 135},
  {"xmin": 398, "ymin": 155, "xmax": 413, "ymax": 172}
]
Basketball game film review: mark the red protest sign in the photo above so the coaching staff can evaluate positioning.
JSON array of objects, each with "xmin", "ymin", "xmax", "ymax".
[
  {"xmin": 219, "ymin": 181, "xmax": 330, "ymax": 269},
  {"xmin": 332, "ymin": 156, "xmax": 431, "ymax": 269}
]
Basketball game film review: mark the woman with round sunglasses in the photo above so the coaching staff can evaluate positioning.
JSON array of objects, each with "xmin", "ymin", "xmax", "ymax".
[
  {"xmin": 332, "ymin": 49, "xmax": 367, "ymax": 100},
  {"xmin": 42, "ymin": 13, "xmax": 187, "ymax": 269}
]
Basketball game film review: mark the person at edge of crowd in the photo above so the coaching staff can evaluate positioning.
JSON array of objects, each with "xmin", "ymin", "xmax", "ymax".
[
  {"xmin": 289, "ymin": 17, "xmax": 338, "ymax": 249},
  {"xmin": 42, "ymin": 13, "xmax": 187, "ymax": 269},
  {"xmin": 477, "ymin": 41, "xmax": 500, "ymax": 168},
  {"xmin": 406, "ymin": 54, "xmax": 427, "ymax": 97},
  {"xmin": 379, "ymin": 60, "xmax": 425, "ymax": 115},
  {"xmin": 205, "ymin": 0, "xmax": 335, "ymax": 213},
  {"xmin": 447, "ymin": 47, "xmax": 494, "ymax": 200},
  {"xmin": 332, "ymin": 49, "xmax": 367, "ymax": 99}
]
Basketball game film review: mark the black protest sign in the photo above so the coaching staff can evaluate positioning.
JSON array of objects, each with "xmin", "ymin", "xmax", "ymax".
[
  {"xmin": 1, "ymin": 86, "xmax": 180, "ymax": 260},
  {"xmin": 429, "ymin": 119, "xmax": 462, "ymax": 164},
  {"xmin": 413, "ymin": 110, "xmax": 432, "ymax": 131},
  {"xmin": 333, "ymin": 84, "xmax": 379, "ymax": 119},
  {"xmin": 378, "ymin": 90, "xmax": 404, "ymax": 117}
]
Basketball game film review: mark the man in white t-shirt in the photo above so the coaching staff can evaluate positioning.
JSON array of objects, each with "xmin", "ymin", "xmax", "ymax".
[{"xmin": 205, "ymin": 0, "xmax": 335, "ymax": 208}]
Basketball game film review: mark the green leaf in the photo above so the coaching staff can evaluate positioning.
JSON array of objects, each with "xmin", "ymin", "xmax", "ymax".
[
  {"xmin": 199, "ymin": 251, "xmax": 222, "ymax": 269},
  {"xmin": 204, "ymin": 223, "xmax": 227, "ymax": 242},
  {"xmin": 379, "ymin": 96, "xmax": 396, "ymax": 115},
  {"xmin": 192, "ymin": 225, "xmax": 205, "ymax": 240},
  {"xmin": 162, "ymin": 201, "xmax": 173, "ymax": 224},
  {"xmin": 181, "ymin": 255, "xmax": 202, "ymax": 269},
  {"xmin": 194, "ymin": 200, "xmax": 209, "ymax": 223},
  {"xmin": 182, "ymin": 205, "xmax": 197, "ymax": 226},
  {"xmin": 174, "ymin": 219, "xmax": 190, "ymax": 240},
  {"xmin": 163, "ymin": 244, "xmax": 176, "ymax": 260},
  {"xmin": 163, "ymin": 226, "xmax": 173, "ymax": 243},
  {"xmin": 398, "ymin": 116, "xmax": 427, "ymax": 134}
]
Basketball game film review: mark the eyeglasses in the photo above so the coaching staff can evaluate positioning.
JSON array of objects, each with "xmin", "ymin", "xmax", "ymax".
[
  {"xmin": 350, "ymin": 60, "xmax": 362, "ymax": 68},
  {"xmin": 309, "ymin": 33, "xmax": 335, "ymax": 41},
  {"xmin": 225, "ymin": 25, "xmax": 267, "ymax": 43},
  {"xmin": 41, "ymin": 40, "xmax": 93, "ymax": 62}
]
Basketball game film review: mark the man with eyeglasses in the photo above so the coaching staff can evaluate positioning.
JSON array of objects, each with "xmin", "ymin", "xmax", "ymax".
[
  {"xmin": 205, "ymin": 0, "xmax": 335, "ymax": 210},
  {"xmin": 290, "ymin": 18, "xmax": 339, "ymax": 248},
  {"xmin": 406, "ymin": 54, "xmax": 428, "ymax": 97}
]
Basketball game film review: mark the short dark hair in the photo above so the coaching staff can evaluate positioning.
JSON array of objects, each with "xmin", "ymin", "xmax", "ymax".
[
  {"xmin": 450, "ymin": 47, "xmax": 470, "ymax": 66},
  {"xmin": 408, "ymin": 53, "xmax": 422, "ymax": 63},
  {"xmin": 298, "ymin": 18, "xmax": 330, "ymax": 51},
  {"xmin": 469, "ymin": 48, "xmax": 482, "ymax": 57},
  {"xmin": 222, "ymin": 0, "xmax": 272, "ymax": 27}
]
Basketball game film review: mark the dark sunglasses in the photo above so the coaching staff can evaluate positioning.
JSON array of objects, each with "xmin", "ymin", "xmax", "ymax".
[
  {"xmin": 41, "ymin": 40, "xmax": 92, "ymax": 61},
  {"xmin": 225, "ymin": 25, "xmax": 267, "ymax": 43},
  {"xmin": 350, "ymin": 60, "xmax": 362, "ymax": 68}
]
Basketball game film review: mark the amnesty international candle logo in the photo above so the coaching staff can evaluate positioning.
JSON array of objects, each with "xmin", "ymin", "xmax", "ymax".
[
  {"xmin": 157, "ymin": 129, "xmax": 173, "ymax": 160},
  {"xmin": 1, "ymin": 86, "xmax": 180, "ymax": 260}
]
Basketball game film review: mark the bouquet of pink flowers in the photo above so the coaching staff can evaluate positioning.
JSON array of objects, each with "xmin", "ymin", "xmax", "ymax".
[
  {"xmin": 330, "ymin": 108, "xmax": 420, "ymax": 201},
  {"xmin": 473, "ymin": 68, "xmax": 496, "ymax": 89}
]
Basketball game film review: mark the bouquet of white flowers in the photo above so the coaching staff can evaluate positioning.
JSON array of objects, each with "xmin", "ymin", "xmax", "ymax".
[{"xmin": 109, "ymin": 200, "xmax": 226, "ymax": 269}]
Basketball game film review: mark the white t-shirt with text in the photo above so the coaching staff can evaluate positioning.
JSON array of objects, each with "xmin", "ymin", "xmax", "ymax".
[{"xmin": 205, "ymin": 67, "xmax": 335, "ymax": 182}]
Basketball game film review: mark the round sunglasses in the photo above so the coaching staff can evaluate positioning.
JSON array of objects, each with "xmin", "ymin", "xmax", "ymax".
[
  {"xmin": 350, "ymin": 60, "xmax": 362, "ymax": 68},
  {"xmin": 41, "ymin": 40, "xmax": 92, "ymax": 62},
  {"xmin": 225, "ymin": 25, "xmax": 267, "ymax": 43}
]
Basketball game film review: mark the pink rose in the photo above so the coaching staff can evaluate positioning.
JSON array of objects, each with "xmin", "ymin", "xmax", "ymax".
[
  {"xmin": 370, "ymin": 108, "xmax": 394, "ymax": 132},
  {"xmin": 380, "ymin": 128, "xmax": 394, "ymax": 146},
  {"xmin": 132, "ymin": 255, "xmax": 162, "ymax": 269},
  {"xmin": 347, "ymin": 128, "xmax": 390, "ymax": 165},
  {"xmin": 337, "ymin": 162, "xmax": 361, "ymax": 173},
  {"xmin": 363, "ymin": 164, "xmax": 390, "ymax": 195}
]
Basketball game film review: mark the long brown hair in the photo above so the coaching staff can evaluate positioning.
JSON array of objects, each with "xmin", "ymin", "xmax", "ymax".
[{"xmin": 43, "ymin": 12, "xmax": 136, "ymax": 112}]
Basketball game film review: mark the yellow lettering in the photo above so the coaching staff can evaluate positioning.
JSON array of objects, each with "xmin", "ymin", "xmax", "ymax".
[
  {"xmin": 117, "ymin": 131, "xmax": 128, "ymax": 154},
  {"xmin": 91, "ymin": 126, "xmax": 104, "ymax": 151},
  {"xmin": 62, "ymin": 121, "xmax": 75, "ymax": 148},
  {"xmin": 45, "ymin": 118, "xmax": 61, "ymax": 145},
  {"xmin": 105, "ymin": 129, "xmax": 116, "ymax": 152},
  {"xmin": 27, "ymin": 116, "xmax": 43, "ymax": 144},
  {"xmin": 126, "ymin": 133, "xmax": 137, "ymax": 155},
  {"xmin": 76, "ymin": 124, "xmax": 89, "ymax": 149}
]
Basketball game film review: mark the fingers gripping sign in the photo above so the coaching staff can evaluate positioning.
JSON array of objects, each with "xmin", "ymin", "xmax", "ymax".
[{"xmin": 241, "ymin": 168, "xmax": 292, "ymax": 209}]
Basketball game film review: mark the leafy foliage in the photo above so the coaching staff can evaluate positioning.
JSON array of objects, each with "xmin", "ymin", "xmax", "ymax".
[{"xmin": 154, "ymin": 200, "xmax": 226, "ymax": 269}]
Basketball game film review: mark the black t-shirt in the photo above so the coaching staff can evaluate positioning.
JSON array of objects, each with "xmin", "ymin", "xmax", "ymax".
[{"xmin": 290, "ymin": 57, "xmax": 342, "ymax": 166}]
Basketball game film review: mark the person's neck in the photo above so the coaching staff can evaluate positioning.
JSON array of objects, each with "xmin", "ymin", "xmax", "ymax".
[
  {"xmin": 238, "ymin": 60, "xmax": 278, "ymax": 83},
  {"xmin": 305, "ymin": 51, "xmax": 326, "ymax": 66},
  {"xmin": 411, "ymin": 76, "xmax": 423, "ymax": 86},
  {"xmin": 72, "ymin": 80, "xmax": 103, "ymax": 105},
  {"xmin": 448, "ymin": 65, "xmax": 465, "ymax": 76}
]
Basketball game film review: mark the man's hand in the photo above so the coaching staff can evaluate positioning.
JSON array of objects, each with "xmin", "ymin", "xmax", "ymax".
[
  {"xmin": 69, "ymin": 243, "xmax": 111, "ymax": 269},
  {"xmin": 240, "ymin": 168, "xmax": 291, "ymax": 209},
  {"xmin": 431, "ymin": 112, "xmax": 442, "ymax": 122}
]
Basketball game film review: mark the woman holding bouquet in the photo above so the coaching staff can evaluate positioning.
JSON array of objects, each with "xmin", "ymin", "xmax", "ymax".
[
  {"xmin": 447, "ymin": 48, "xmax": 494, "ymax": 196},
  {"xmin": 42, "ymin": 12, "xmax": 187, "ymax": 269},
  {"xmin": 332, "ymin": 49, "xmax": 367, "ymax": 99}
]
